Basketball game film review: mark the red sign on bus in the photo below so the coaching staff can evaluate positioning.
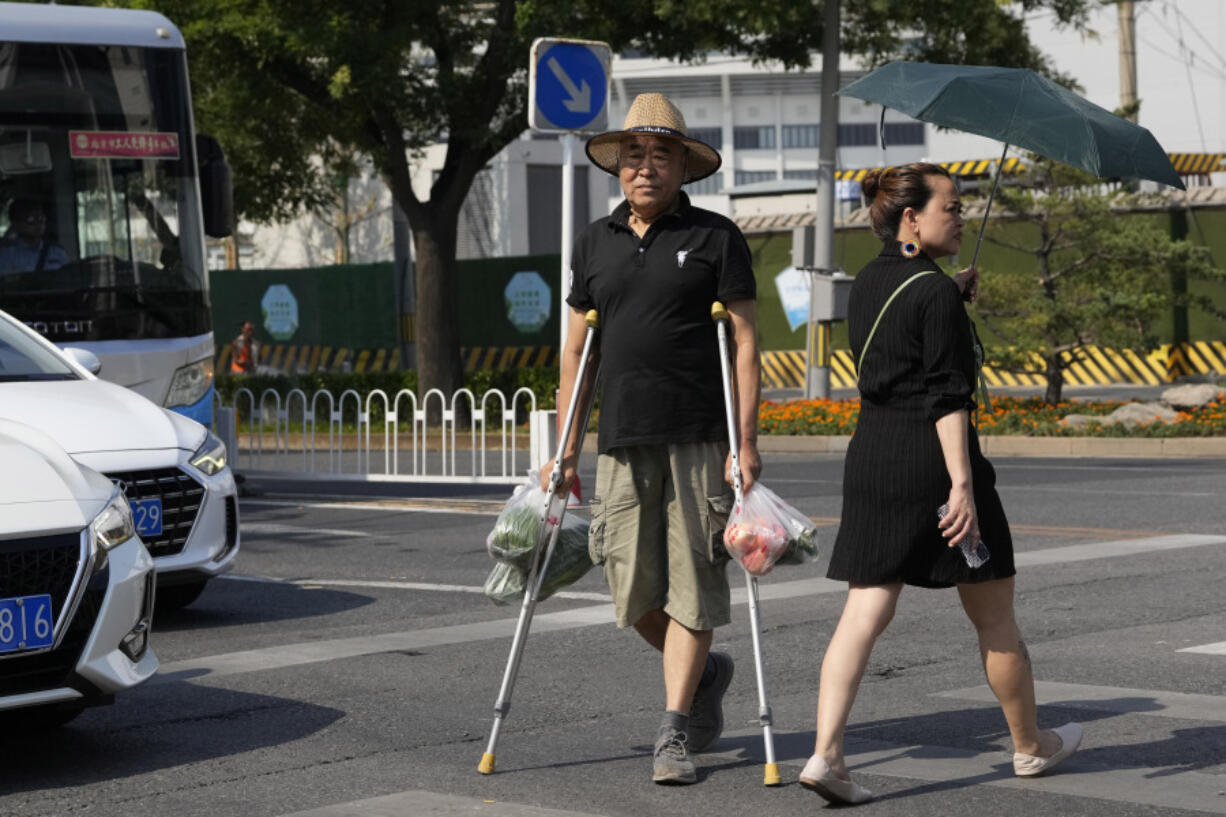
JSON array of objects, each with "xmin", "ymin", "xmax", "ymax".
[{"xmin": 69, "ymin": 131, "xmax": 180, "ymax": 159}]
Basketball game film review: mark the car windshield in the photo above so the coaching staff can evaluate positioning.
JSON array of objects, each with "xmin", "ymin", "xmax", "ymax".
[
  {"xmin": 0, "ymin": 42, "xmax": 208, "ymax": 343},
  {"xmin": 0, "ymin": 314, "xmax": 78, "ymax": 381}
]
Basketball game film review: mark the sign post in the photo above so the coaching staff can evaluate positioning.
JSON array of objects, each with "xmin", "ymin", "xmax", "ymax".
[{"xmin": 529, "ymin": 37, "xmax": 610, "ymax": 354}]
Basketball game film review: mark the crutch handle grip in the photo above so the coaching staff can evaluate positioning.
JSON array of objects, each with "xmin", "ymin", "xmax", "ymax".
[
  {"xmin": 584, "ymin": 309, "xmax": 600, "ymax": 328},
  {"xmin": 710, "ymin": 301, "xmax": 729, "ymax": 322}
]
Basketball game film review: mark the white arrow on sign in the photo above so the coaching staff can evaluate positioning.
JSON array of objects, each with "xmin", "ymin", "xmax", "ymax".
[{"xmin": 547, "ymin": 56, "xmax": 591, "ymax": 113}]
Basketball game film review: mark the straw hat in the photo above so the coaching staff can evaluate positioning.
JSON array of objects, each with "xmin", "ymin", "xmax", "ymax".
[{"xmin": 586, "ymin": 93, "xmax": 722, "ymax": 183}]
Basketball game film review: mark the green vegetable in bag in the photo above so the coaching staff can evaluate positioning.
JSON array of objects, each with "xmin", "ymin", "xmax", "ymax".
[{"xmin": 483, "ymin": 520, "xmax": 593, "ymax": 605}]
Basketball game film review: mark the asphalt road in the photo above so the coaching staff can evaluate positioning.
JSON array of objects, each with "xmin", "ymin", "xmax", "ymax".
[{"xmin": 2, "ymin": 453, "xmax": 1225, "ymax": 817}]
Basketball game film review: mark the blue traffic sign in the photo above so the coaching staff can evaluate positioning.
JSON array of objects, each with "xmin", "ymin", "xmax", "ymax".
[{"xmin": 530, "ymin": 39, "xmax": 610, "ymax": 133}]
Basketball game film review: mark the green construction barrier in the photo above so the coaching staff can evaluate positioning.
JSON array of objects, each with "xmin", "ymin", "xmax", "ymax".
[
  {"xmin": 208, "ymin": 255, "xmax": 564, "ymax": 351},
  {"xmin": 209, "ymin": 263, "xmax": 398, "ymax": 349}
]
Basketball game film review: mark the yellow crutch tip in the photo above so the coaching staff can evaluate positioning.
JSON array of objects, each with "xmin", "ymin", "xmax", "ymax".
[
  {"xmin": 478, "ymin": 753, "xmax": 496, "ymax": 774},
  {"xmin": 584, "ymin": 309, "xmax": 599, "ymax": 328},
  {"xmin": 710, "ymin": 301, "xmax": 729, "ymax": 322},
  {"xmin": 763, "ymin": 762, "xmax": 781, "ymax": 786}
]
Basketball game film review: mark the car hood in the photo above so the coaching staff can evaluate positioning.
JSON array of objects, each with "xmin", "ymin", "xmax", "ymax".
[
  {"xmin": 0, "ymin": 379, "xmax": 202, "ymax": 456},
  {"xmin": 0, "ymin": 420, "xmax": 113, "ymax": 538}
]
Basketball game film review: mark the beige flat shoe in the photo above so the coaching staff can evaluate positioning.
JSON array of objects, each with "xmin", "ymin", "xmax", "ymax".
[
  {"xmin": 799, "ymin": 754, "xmax": 874, "ymax": 805},
  {"xmin": 1014, "ymin": 722, "xmax": 1084, "ymax": 777}
]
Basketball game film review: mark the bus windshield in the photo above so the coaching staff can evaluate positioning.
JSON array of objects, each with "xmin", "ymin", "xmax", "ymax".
[{"xmin": 0, "ymin": 42, "xmax": 208, "ymax": 343}]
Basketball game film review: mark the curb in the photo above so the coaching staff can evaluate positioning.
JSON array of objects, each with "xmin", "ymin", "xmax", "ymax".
[{"xmin": 750, "ymin": 435, "xmax": 1226, "ymax": 458}]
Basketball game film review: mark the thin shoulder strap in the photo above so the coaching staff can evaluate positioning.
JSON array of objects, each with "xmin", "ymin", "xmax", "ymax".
[{"xmin": 856, "ymin": 270, "xmax": 937, "ymax": 377}]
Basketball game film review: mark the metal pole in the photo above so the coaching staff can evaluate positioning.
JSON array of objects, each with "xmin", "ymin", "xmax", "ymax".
[
  {"xmin": 559, "ymin": 133, "xmax": 576, "ymax": 353},
  {"xmin": 970, "ymin": 141, "xmax": 1010, "ymax": 270},
  {"xmin": 1119, "ymin": 0, "xmax": 1138, "ymax": 122},
  {"xmin": 392, "ymin": 202, "xmax": 415, "ymax": 369},
  {"xmin": 807, "ymin": 0, "xmax": 839, "ymax": 399}
]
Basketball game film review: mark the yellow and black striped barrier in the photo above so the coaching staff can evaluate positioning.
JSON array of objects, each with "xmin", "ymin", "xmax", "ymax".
[
  {"xmin": 759, "ymin": 342, "xmax": 1226, "ymax": 390},
  {"xmin": 217, "ymin": 342, "xmax": 1226, "ymax": 386},
  {"xmin": 217, "ymin": 345, "xmax": 557, "ymax": 375}
]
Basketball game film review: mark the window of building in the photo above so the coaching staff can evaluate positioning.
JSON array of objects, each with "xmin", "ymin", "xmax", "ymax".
[
  {"xmin": 688, "ymin": 127, "xmax": 722, "ymax": 148},
  {"xmin": 734, "ymin": 170, "xmax": 778, "ymax": 186},
  {"xmin": 834, "ymin": 121, "xmax": 925, "ymax": 148},
  {"xmin": 733, "ymin": 126, "xmax": 776, "ymax": 150},
  {"xmin": 782, "ymin": 169, "xmax": 817, "ymax": 181},
  {"xmin": 838, "ymin": 123, "xmax": 878, "ymax": 147},
  {"xmin": 883, "ymin": 122, "xmax": 925, "ymax": 146},
  {"xmin": 685, "ymin": 174, "xmax": 724, "ymax": 195},
  {"xmin": 781, "ymin": 124, "xmax": 819, "ymax": 149}
]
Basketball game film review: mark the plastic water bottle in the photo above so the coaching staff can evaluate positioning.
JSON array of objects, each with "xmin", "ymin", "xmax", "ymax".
[{"xmin": 937, "ymin": 503, "xmax": 991, "ymax": 568}]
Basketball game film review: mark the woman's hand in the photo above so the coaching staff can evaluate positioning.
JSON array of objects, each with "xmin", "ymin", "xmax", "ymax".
[
  {"xmin": 954, "ymin": 266, "xmax": 979, "ymax": 303},
  {"xmin": 938, "ymin": 484, "xmax": 980, "ymax": 548}
]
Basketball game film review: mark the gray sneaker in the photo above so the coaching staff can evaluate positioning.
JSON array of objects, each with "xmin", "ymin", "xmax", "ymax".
[
  {"xmin": 652, "ymin": 728, "xmax": 697, "ymax": 784},
  {"xmin": 688, "ymin": 651, "xmax": 734, "ymax": 752}
]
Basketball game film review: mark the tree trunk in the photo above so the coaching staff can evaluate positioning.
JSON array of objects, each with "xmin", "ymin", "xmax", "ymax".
[
  {"xmin": 412, "ymin": 212, "xmax": 464, "ymax": 413},
  {"xmin": 1043, "ymin": 351, "xmax": 1064, "ymax": 406}
]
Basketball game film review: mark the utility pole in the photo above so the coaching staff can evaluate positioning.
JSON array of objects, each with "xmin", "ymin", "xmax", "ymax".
[
  {"xmin": 1118, "ymin": 1, "xmax": 1138, "ymax": 122},
  {"xmin": 804, "ymin": 0, "xmax": 840, "ymax": 399}
]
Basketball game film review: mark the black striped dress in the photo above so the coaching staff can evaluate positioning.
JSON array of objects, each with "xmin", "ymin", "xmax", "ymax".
[{"xmin": 826, "ymin": 240, "xmax": 1016, "ymax": 588}]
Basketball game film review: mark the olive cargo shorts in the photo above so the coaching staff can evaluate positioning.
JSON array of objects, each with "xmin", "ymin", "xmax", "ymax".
[{"xmin": 588, "ymin": 441, "xmax": 734, "ymax": 631}]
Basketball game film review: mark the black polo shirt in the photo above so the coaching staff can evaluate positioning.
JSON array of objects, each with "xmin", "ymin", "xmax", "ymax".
[{"xmin": 568, "ymin": 192, "xmax": 756, "ymax": 453}]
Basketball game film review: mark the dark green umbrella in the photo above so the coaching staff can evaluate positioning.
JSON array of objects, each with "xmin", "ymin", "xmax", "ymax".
[{"xmin": 841, "ymin": 61, "xmax": 1185, "ymax": 264}]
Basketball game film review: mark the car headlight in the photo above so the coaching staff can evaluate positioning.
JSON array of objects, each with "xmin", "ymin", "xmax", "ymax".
[
  {"xmin": 93, "ymin": 488, "xmax": 135, "ymax": 552},
  {"xmin": 190, "ymin": 431, "xmax": 228, "ymax": 476},
  {"xmin": 165, "ymin": 358, "xmax": 214, "ymax": 408}
]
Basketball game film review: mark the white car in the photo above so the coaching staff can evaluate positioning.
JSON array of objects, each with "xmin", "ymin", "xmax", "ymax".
[
  {"xmin": 0, "ymin": 308, "xmax": 239, "ymax": 609},
  {"xmin": 0, "ymin": 419, "xmax": 157, "ymax": 726}
]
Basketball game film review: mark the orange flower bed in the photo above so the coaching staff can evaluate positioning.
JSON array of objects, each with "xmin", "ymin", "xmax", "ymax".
[{"xmin": 758, "ymin": 394, "xmax": 1226, "ymax": 437}]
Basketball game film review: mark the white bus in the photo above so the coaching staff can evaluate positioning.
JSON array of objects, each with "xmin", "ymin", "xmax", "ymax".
[{"xmin": 0, "ymin": 2, "xmax": 232, "ymax": 425}]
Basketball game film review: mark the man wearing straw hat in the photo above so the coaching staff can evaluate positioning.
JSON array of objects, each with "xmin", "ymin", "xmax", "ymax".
[{"xmin": 545, "ymin": 93, "xmax": 761, "ymax": 784}]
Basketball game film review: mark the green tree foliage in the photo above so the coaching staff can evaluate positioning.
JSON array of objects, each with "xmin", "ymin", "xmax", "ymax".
[
  {"xmin": 78, "ymin": 0, "xmax": 1091, "ymax": 397},
  {"xmin": 972, "ymin": 161, "xmax": 1222, "ymax": 404}
]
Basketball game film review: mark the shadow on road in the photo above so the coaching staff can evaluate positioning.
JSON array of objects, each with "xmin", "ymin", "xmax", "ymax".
[
  {"xmin": 0, "ymin": 685, "xmax": 344, "ymax": 795},
  {"xmin": 153, "ymin": 577, "xmax": 375, "ymax": 632}
]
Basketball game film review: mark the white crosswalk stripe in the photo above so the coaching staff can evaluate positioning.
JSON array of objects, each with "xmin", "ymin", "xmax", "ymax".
[{"xmin": 1179, "ymin": 642, "xmax": 1226, "ymax": 655}]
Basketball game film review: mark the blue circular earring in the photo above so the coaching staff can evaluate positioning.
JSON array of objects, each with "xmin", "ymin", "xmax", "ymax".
[{"xmin": 901, "ymin": 240, "xmax": 920, "ymax": 258}]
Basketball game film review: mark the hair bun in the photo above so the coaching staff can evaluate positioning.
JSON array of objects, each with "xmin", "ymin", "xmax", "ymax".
[{"xmin": 861, "ymin": 168, "xmax": 885, "ymax": 201}]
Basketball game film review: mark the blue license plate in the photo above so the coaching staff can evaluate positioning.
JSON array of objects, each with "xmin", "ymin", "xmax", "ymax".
[
  {"xmin": 0, "ymin": 594, "xmax": 55, "ymax": 654},
  {"xmin": 132, "ymin": 497, "xmax": 164, "ymax": 537}
]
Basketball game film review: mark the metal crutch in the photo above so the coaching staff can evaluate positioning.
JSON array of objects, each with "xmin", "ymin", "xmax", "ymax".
[
  {"xmin": 711, "ymin": 300, "xmax": 780, "ymax": 787},
  {"xmin": 479, "ymin": 309, "xmax": 600, "ymax": 775}
]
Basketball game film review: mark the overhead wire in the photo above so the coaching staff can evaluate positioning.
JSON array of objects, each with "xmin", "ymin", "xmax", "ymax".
[{"xmin": 1162, "ymin": 0, "xmax": 1210, "ymax": 150}]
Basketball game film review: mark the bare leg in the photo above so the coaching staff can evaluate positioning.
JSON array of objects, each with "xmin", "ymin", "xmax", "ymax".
[
  {"xmin": 814, "ymin": 583, "xmax": 902, "ymax": 777},
  {"xmin": 957, "ymin": 577, "xmax": 1059, "ymax": 757},
  {"xmin": 634, "ymin": 609, "xmax": 712, "ymax": 712}
]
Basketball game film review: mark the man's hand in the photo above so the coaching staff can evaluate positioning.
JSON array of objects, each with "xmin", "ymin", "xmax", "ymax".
[
  {"xmin": 539, "ymin": 456, "xmax": 577, "ymax": 494},
  {"xmin": 726, "ymin": 441, "xmax": 762, "ymax": 492}
]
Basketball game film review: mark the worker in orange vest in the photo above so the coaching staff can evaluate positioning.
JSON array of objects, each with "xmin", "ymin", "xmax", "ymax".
[{"xmin": 230, "ymin": 320, "xmax": 260, "ymax": 374}]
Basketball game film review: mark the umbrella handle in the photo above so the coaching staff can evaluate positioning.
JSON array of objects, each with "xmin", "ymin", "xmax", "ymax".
[{"xmin": 970, "ymin": 142, "xmax": 1010, "ymax": 270}]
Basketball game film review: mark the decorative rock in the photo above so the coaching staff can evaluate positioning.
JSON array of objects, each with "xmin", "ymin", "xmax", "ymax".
[
  {"xmin": 1106, "ymin": 401, "xmax": 1180, "ymax": 425},
  {"xmin": 1060, "ymin": 414, "xmax": 1097, "ymax": 430},
  {"xmin": 1161, "ymin": 383, "xmax": 1223, "ymax": 411}
]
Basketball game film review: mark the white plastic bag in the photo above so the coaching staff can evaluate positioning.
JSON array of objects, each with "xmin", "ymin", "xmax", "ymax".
[
  {"xmin": 483, "ymin": 470, "xmax": 592, "ymax": 603},
  {"xmin": 486, "ymin": 470, "xmax": 585, "ymax": 570},
  {"xmin": 723, "ymin": 483, "xmax": 819, "ymax": 576}
]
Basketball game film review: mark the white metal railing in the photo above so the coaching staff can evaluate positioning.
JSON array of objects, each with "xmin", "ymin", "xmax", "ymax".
[{"xmin": 215, "ymin": 386, "xmax": 543, "ymax": 484}]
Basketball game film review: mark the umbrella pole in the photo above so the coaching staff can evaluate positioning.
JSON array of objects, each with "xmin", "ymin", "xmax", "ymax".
[{"xmin": 970, "ymin": 142, "xmax": 1010, "ymax": 269}]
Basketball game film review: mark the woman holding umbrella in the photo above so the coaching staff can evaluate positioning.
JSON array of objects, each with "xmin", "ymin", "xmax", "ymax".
[{"xmin": 801, "ymin": 163, "xmax": 1082, "ymax": 805}]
